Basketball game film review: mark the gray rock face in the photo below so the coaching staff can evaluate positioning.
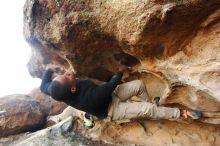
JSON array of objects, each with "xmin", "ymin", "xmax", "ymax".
[
  {"xmin": 12, "ymin": 117, "xmax": 112, "ymax": 146},
  {"xmin": 0, "ymin": 94, "xmax": 45, "ymax": 137},
  {"xmin": 14, "ymin": 117, "xmax": 78, "ymax": 146}
]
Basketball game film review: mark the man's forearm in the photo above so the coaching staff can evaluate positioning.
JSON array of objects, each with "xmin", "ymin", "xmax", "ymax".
[
  {"xmin": 109, "ymin": 71, "xmax": 123, "ymax": 87},
  {"xmin": 40, "ymin": 69, "xmax": 54, "ymax": 95}
]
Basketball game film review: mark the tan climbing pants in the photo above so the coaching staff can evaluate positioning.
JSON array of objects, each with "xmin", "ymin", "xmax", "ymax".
[{"xmin": 107, "ymin": 80, "xmax": 180, "ymax": 121}]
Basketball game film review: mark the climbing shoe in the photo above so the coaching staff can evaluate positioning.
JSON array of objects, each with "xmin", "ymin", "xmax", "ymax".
[
  {"xmin": 182, "ymin": 110, "xmax": 202, "ymax": 119},
  {"xmin": 84, "ymin": 113, "xmax": 94, "ymax": 129}
]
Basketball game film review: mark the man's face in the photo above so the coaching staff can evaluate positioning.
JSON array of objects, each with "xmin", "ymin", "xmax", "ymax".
[{"xmin": 53, "ymin": 71, "xmax": 76, "ymax": 89}]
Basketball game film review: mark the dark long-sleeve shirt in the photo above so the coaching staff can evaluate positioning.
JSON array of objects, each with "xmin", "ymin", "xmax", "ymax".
[{"xmin": 40, "ymin": 69, "xmax": 123, "ymax": 119}]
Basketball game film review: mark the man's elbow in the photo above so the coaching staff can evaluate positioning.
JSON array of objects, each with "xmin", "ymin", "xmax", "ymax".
[
  {"xmin": 40, "ymin": 84, "xmax": 49, "ymax": 95},
  {"xmin": 40, "ymin": 84, "xmax": 44, "ymax": 92}
]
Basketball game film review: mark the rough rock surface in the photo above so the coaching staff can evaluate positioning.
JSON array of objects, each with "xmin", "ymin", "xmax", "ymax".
[
  {"xmin": 28, "ymin": 88, "xmax": 67, "ymax": 116},
  {"xmin": 85, "ymin": 119, "xmax": 220, "ymax": 146},
  {"xmin": 23, "ymin": 0, "xmax": 220, "ymax": 145},
  {"xmin": 0, "ymin": 94, "xmax": 45, "ymax": 137},
  {"xmin": 0, "ymin": 117, "xmax": 113, "ymax": 146},
  {"xmin": 39, "ymin": 106, "xmax": 220, "ymax": 146},
  {"xmin": 1, "ymin": 115, "xmax": 219, "ymax": 146}
]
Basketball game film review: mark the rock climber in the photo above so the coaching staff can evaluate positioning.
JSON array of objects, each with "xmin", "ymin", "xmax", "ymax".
[{"xmin": 40, "ymin": 66, "xmax": 202, "ymax": 128}]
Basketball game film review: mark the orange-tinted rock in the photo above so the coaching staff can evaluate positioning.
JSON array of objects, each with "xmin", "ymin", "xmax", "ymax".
[
  {"xmin": 23, "ymin": 0, "xmax": 220, "ymax": 115},
  {"xmin": 23, "ymin": 0, "xmax": 220, "ymax": 145},
  {"xmin": 87, "ymin": 120, "xmax": 220, "ymax": 146},
  {"xmin": 0, "ymin": 94, "xmax": 45, "ymax": 137}
]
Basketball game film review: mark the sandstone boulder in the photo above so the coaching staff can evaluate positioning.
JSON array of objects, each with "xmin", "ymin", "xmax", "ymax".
[
  {"xmin": 0, "ymin": 94, "xmax": 45, "ymax": 137},
  {"xmin": 23, "ymin": 0, "xmax": 220, "ymax": 117},
  {"xmin": 12, "ymin": 117, "xmax": 113, "ymax": 146},
  {"xmin": 23, "ymin": 0, "xmax": 220, "ymax": 145}
]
